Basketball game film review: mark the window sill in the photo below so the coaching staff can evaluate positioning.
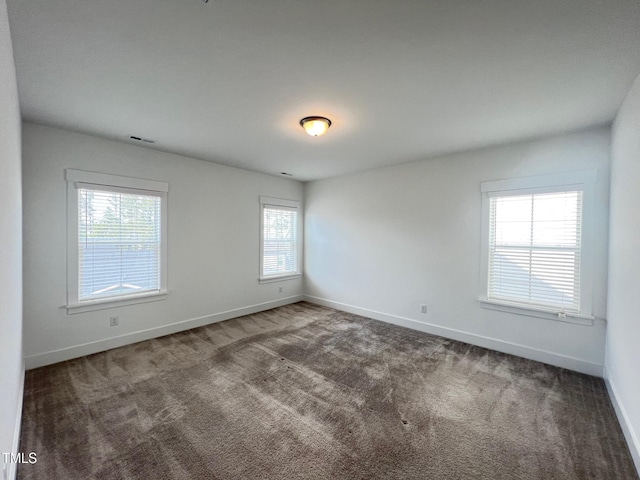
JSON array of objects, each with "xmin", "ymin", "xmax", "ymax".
[
  {"xmin": 478, "ymin": 297, "xmax": 594, "ymax": 326},
  {"xmin": 66, "ymin": 291, "xmax": 168, "ymax": 314},
  {"xmin": 258, "ymin": 274, "xmax": 302, "ymax": 284}
]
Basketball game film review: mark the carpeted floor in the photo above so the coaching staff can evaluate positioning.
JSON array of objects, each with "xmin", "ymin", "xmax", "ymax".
[{"xmin": 18, "ymin": 302, "xmax": 638, "ymax": 479}]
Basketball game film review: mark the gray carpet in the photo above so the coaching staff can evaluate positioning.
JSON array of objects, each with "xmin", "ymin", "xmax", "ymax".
[{"xmin": 18, "ymin": 302, "xmax": 638, "ymax": 479}]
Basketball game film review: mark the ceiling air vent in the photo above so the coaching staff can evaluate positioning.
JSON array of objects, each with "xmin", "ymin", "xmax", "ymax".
[{"xmin": 129, "ymin": 136, "xmax": 155, "ymax": 144}]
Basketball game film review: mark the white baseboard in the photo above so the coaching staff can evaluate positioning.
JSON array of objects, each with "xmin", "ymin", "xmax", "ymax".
[
  {"xmin": 603, "ymin": 367, "xmax": 640, "ymax": 475},
  {"xmin": 5, "ymin": 361, "xmax": 25, "ymax": 480},
  {"xmin": 304, "ymin": 295, "xmax": 603, "ymax": 377},
  {"xmin": 24, "ymin": 295, "xmax": 304, "ymax": 370}
]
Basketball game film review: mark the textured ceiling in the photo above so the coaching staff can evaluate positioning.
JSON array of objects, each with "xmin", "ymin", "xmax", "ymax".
[{"xmin": 7, "ymin": 0, "xmax": 640, "ymax": 181}]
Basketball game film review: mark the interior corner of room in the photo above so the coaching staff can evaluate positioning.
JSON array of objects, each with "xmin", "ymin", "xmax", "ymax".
[{"xmin": 1, "ymin": 0, "xmax": 640, "ymax": 478}]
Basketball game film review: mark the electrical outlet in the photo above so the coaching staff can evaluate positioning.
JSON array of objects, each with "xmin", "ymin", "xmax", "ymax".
[
  {"xmin": 109, "ymin": 316, "xmax": 119, "ymax": 326},
  {"xmin": 278, "ymin": 287, "xmax": 283, "ymax": 293},
  {"xmin": 420, "ymin": 304, "xmax": 427, "ymax": 314}
]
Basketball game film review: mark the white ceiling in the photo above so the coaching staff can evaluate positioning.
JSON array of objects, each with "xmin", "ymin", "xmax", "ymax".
[{"xmin": 7, "ymin": 0, "xmax": 640, "ymax": 181}]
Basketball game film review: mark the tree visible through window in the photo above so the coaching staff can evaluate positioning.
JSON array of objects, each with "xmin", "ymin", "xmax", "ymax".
[
  {"xmin": 66, "ymin": 169, "xmax": 168, "ymax": 311},
  {"xmin": 78, "ymin": 188, "xmax": 162, "ymax": 301}
]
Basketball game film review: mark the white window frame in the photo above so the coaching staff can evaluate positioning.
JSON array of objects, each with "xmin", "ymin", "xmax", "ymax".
[
  {"xmin": 479, "ymin": 171, "xmax": 596, "ymax": 325},
  {"xmin": 66, "ymin": 169, "xmax": 169, "ymax": 314},
  {"xmin": 259, "ymin": 196, "xmax": 302, "ymax": 283}
]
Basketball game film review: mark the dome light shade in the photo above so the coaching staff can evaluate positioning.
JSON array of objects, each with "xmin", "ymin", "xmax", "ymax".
[{"xmin": 300, "ymin": 116, "xmax": 331, "ymax": 136}]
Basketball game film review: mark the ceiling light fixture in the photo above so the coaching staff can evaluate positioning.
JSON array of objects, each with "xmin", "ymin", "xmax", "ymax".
[{"xmin": 300, "ymin": 116, "xmax": 331, "ymax": 137}]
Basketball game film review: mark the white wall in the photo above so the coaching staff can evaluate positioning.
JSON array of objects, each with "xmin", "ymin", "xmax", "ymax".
[
  {"xmin": 0, "ymin": 0, "xmax": 23, "ymax": 478},
  {"xmin": 305, "ymin": 128, "xmax": 610, "ymax": 376},
  {"xmin": 22, "ymin": 122, "xmax": 303, "ymax": 368},
  {"xmin": 606, "ymin": 73, "xmax": 640, "ymax": 470}
]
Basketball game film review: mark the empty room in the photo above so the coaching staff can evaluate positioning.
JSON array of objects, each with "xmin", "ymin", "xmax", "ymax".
[{"xmin": 1, "ymin": 0, "xmax": 640, "ymax": 478}]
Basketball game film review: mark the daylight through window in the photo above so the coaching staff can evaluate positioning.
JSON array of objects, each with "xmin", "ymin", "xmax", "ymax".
[
  {"xmin": 487, "ymin": 190, "xmax": 583, "ymax": 312},
  {"xmin": 260, "ymin": 197, "xmax": 301, "ymax": 280},
  {"xmin": 66, "ymin": 169, "xmax": 168, "ymax": 312},
  {"xmin": 78, "ymin": 187, "xmax": 162, "ymax": 301}
]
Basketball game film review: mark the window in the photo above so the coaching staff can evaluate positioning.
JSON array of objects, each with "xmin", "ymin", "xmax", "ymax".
[
  {"xmin": 479, "ymin": 172, "xmax": 595, "ymax": 322},
  {"xmin": 259, "ymin": 196, "xmax": 301, "ymax": 282},
  {"xmin": 66, "ymin": 169, "xmax": 168, "ymax": 313}
]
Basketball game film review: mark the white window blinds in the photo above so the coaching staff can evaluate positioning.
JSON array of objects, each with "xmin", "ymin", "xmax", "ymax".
[
  {"xmin": 78, "ymin": 186, "xmax": 162, "ymax": 302},
  {"xmin": 488, "ymin": 190, "xmax": 583, "ymax": 313},
  {"xmin": 261, "ymin": 204, "xmax": 299, "ymax": 278}
]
